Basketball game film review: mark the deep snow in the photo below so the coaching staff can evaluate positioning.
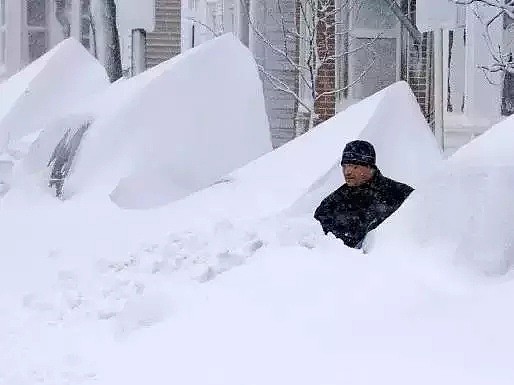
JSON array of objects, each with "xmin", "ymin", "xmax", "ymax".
[
  {"xmin": 9, "ymin": 35, "xmax": 271, "ymax": 210},
  {"xmin": 0, "ymin": 39, "xmax": 109, "ymax": 150},
  {"xmin": 0, "ymin": 40, "xmax": 514, "ymax": 385},
  {"xmin": 373, "ymin": 113, "xmax": 514, "ymax": 276},
  {"xmin": 66, "ymin": 34, "xmax": 270, "ymax": 208}
]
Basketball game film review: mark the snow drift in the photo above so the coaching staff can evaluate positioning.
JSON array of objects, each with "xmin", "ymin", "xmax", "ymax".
[
  {"xmin": 156, "ymin": 81, "xmax": 443, "ymax": 225},
  {"xmin": 145, "ymin": 84, "xmax": 382, "ymax": 222},
  {"xmin": 137, "ymin": 81, "xmax": 442, "ymax": 262},
  {"xmin": 372, "ymin": 114, "xmax": 514, "ymax": 275},
  {"xmin": 359, "ymin": 81, "xmax": 442, "ymax": 186},
  {"xmin": 18, "ymin": 56, "xmax": 166, "ymax": 184},
  {"xmin": 3, "ymin": 71, "xmax": 514, "ymax": 385},
  {"xmin": 183, "ymin": 81, "xmax": 441, "ymax": 222},
  {"xmin": 0, "ymin": 38, "xmax": 109, "ymax": 150},
  {"xmin": 61, "ymin": 34, "xmax": 271, "ymax": 209},
  {"xmin": 289, "ymin": 81, "xmax": 442, "ymax": 216}
]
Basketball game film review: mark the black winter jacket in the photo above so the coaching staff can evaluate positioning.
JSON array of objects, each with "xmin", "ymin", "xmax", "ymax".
[{"xmin": 314, "ymin": 170, "xmax": 413, "ymax": 248}]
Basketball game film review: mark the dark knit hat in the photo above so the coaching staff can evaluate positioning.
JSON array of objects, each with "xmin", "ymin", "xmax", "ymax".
[{"xmin": 341, "ymin": 140, "xmax": 376, "ymax": 167}]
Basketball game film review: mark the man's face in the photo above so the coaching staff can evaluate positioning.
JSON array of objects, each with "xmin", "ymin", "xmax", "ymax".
[{"xmin": 343, "ymin": 164, "xmax": 374, "ymax": 187}]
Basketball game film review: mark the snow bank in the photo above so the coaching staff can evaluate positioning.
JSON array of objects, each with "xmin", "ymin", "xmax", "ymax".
[
  {"xmin": 3, "ymin": 75, "xmax": 514, "ymax": 385},
  {"xmin": 359, "ymin": 81, "xmax": 442, "ymax": 186},
  {"xmin": 4, "ymin": 53, "xmax": 160, "ymax": 193},
  {"xmin": 17, "ymin": 45, "xmax": 181, "ymax": 188},
  {"xmin": 64, "ymin": 34, "xmax": 271, "ymax": 209},
  {"xmin": 161, "ymin": 81, "xmax": 441, "ymax": 223},
  {"xmin": 159, "ymin": 86, "xmax": 383, "ymax": 222},
  {"xmin": 287, "ymin": 81, "xmax": 442, "ymax": 216},
  {"xmin": 372, "ymin": 115, "xmax": 514, "ymax": 275},
  {"xmin": 97, "ymin": 232, "xmax": 514, "ymax": 385},
  {"xmin": 0, "ymin": 38, "xmax": 109, "ymax": 150}
]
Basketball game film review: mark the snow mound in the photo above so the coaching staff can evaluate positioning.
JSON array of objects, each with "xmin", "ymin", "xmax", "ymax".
[
  {"xmin": 97, "ymin": 215, "xmax": 514, "ymax": 385},
  {"xmin": 372, "ymin": 115, "xmax": 514, "ymax": 275},
  {"xmin": 17, "ymin": 54, "xmax": 175, "ymax": 186},
  {"xmin": 3, "ymin": 75, "xmax": 514, "ymax": 384},
  {"xmin": 0, "ymin": 38, "xmax": 109, "ymax": 150},
  {"xmin": 158, "ymin": 84, "xmax": 384, "ymax": 222},
  {"xmin": 359, "ymin": 81, "xmax": 442, "ymax": 186},
  {"xmin": 162, "ymin": 81, "xmax": 441, "ymax": 223},
  {"xmin": 64, "ymin": 34, "xmax": 271, "ymax": 209},
  {"xmin": 288, "ymin": 81, "xmax": 442, "ymax": 216}
]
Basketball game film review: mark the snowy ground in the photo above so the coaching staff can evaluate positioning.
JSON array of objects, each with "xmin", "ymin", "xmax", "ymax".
[
  {"xmin": 4, "ymin": 211, "xmax": 514, "ymax": 385},
  {"xmin": 2, "ymin": 36, "xmax": 514, "ymax": 385},
  {"xmin": 3, "ymin": 110, "xmax": 514, "ymax": 385}
]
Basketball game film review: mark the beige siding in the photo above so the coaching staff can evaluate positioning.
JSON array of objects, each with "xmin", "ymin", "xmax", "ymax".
[{"xmin": 146, "ymin": 0, "xmax": 181, "ymax": 68}]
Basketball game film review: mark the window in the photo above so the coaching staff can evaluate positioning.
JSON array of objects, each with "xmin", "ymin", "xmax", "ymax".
[
  {"xmin": 350, "ymin": 37, "xmax": 398, "ymax": 99},
  {"xmin": 223, "ymin": 0, "xmax": 236, "ymax": 34},
  {"xmin": 80, "ymin": 0, "xmax": 91, "ymax": 49},
  {"xmin": 207, "ymin": 1, "xmax": 223, "ymax": 36},
  {"xmin": 341, "ymin": 0, "xmax": 401, "ymax": 100},
  {"xmin": 0, "ymin": 0, "xmax": 6, "ymax": 65},
  {"xmin": 26, "ymin": 0, "xmax": 48, "ymax": 62},
  {"xmin": 55, "ymin": 0, "xmax": 71, "ymax": 38},
  {"xmin": 352, "ymin": 1, "xmax": 398, "ymax": 30},
  {"xmin": 207, "ymin": 2, "xmax": 216, "ymax": 35}
]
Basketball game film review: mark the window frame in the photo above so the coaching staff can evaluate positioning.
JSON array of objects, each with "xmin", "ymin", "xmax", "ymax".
[
  {"xmin": 80, "ymin": 0, "xmax": 91, "ymax": 50},
  {"xmin": 337, "ymin": 0, "xmax": 402, "ymax": 103},
  {"xmin": 24, "ymin": 0, "xmax": 49, "ymax": 64},
  {"xmin": 0, "ymin": 0, "xmax": 7, "ymax": 68}
]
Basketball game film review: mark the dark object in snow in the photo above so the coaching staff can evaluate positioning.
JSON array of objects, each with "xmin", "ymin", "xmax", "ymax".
[
  {"xmin": 48, "ymin": 121, "xmax": 91, "ymax": 198},
  {"xmin": 502, "ymin": 54, "xmax": 514, "ymax": 116},
  {"xmin": 314, "ymin": 141, "xmax": 413, "ymax": 249},
  {"xmin": 92, "ymin": 0, "xmax": 123, "ymax": 82}
]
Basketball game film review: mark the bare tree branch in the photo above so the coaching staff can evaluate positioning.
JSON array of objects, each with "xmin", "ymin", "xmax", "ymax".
[
  {"xmin": 453, "ymin": 0, "xmax": 514, "ymax": 114},
  {"xmin": 453, "ymin": 0, "xmax": 514, "ymax": 73},
  {"xmin": 380, "ymin": 0, "xmax": 423, "ymax": 44},
  {"xmin": 241, "ymin": 0, "xmax": 392, "ymax": 130},
  {"xmin": 257, "ymin": 63, "xmax": 313, "ymax": 114},
  {"xmin": 185, "ymin": 16, "xmax": 221, "ymax": 38},
  {"xmin": 454, "ymin": 0, "xmax": 514, "ymax": 19},
  {"xmin": 315, "ymin": 44, "xmax": 377, "ymax": 100}
]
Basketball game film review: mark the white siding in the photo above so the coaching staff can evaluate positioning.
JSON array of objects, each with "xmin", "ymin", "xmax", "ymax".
[
  {"xmin": 146, "ymin": 0, "xmax": 181, "ymax": 68},
  {"xmin": 250, "ymin": 0, "xmax": 297, "ymax": 147}
]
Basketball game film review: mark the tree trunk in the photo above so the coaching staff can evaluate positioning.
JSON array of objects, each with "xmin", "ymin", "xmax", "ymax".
[{"xmin": 91, "ymin": 0, "xmax": 123, "ymax": 82}]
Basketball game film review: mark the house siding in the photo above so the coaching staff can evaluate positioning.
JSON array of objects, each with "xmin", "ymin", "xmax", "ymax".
[
  {"xmin": 252, "ymin": 0, "xmax": 299, "ymax": 148},
  {"xmin": 255, "ymin": 0, "xmax": 434, "ymax": 146},
  {"xmin": 146, "ymin": 0, "xmax": 181, "ymax": 68}
]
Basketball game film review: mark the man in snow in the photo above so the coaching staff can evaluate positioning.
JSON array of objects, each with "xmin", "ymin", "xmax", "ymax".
[{"xmin": 314, "ymin": 140, "xmax": 413, "ymax": 249}]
